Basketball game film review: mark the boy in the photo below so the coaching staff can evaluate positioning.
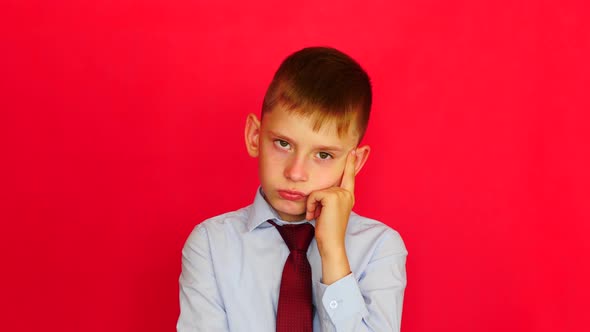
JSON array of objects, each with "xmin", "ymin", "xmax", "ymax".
[{"xmin": 177, "ymin": 47, "xmax": 407, "ymax": 331}]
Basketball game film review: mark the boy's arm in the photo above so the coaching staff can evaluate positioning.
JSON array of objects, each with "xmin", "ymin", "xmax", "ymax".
[
  {"xmin": 177, "ymin": 225, "xmax": 229, "ymax": 332},
  {"xmin": 314, "ymin": 229, "xmax": 407, "ymax": 331},
  {"xmin": 307, "ymin": 150, "xmax": 408, "ymax": 331}
]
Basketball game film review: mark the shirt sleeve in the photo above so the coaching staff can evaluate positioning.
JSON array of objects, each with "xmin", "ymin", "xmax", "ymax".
[
  {"xmin": 177, "ymin": 225, "xmax": 229, "ymax": 332},
  {"xmin": 314, "ymin": 229, "xmax": 408, "ymax": 331}
]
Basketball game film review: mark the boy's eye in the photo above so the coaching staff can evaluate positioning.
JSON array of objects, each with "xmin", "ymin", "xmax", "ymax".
[
  {"xmin": 317, "ymin": 152, "xmax": 333, "ymax": 160},
  {"xmin": 274, "ymin": 139, "xmax": 291, "ymax": 149}
]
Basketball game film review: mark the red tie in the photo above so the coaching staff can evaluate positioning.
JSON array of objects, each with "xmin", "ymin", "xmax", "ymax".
[{"xmin": 269, "ymin": 220, "xmax": 315, "ymax": 332}]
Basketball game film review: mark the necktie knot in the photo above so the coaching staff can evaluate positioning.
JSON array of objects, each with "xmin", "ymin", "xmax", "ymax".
[{"xmin": 268, "ymin": 220, "xmax": 315, "ymax": 252}]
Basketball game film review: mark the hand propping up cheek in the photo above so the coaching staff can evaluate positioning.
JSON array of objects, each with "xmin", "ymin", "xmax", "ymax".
[{"xmin": 306, "ymin": 149, "xmax": 357, "ymax": 256}]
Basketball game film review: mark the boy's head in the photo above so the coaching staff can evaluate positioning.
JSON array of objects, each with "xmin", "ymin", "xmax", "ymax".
[{"xmin": 245, "ymin": 47, "xmax": 372, "ymax": 222}]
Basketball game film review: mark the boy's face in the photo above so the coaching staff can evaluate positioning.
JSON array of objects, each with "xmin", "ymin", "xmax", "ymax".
[{"xmin": 245, "ymin": 105, "xmax": 370, "ymax": 222}]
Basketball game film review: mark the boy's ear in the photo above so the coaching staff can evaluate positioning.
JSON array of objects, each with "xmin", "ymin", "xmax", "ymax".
[
  {"xmin": 353, "ymin": 145, "xmax": 371, "ymax": 176},
  {"xmin": 244, "ymin": 113, "xmax": 261, "ymax": 157}
]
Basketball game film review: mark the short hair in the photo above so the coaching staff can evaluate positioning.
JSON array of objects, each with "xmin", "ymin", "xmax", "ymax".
[{"xmin": 262, "ymin": 46, "xmax": 372, "ymax": 142}]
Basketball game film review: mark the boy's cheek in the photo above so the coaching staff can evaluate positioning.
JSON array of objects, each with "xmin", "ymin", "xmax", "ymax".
[
  {"xmin": 259, "ymin": 150, "xmax": 286, "ymax": 167},
  {"xmin": 312, "ymin": 172, "xmax": 343, "ymax": 190}
]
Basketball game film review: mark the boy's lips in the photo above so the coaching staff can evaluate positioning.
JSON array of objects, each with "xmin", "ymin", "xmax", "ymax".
[{"xmin": 278, "ymin": 190, "xmax": 307, "ymax": 201}]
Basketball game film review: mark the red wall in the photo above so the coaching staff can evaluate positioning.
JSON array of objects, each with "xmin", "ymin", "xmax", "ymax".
[{"xmin": 2, "ymin": 1, "xmax": 588, "ymax": 331}]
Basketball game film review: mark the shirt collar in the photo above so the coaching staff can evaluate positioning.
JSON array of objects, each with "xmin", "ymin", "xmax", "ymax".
[{"xmin": 246, "ymin": 186, "xmax": 316, "ymax": 232}]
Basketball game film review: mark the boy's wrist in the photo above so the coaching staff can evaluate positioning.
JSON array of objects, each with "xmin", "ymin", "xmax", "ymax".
[{"xmin": 319, "ymin": 247, "xmax": 351, "ymax": 285}]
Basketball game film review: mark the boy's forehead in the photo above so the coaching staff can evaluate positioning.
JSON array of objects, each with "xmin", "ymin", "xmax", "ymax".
[{"xmin": 261, "ymin": 106, "xmax": 360, "ymax": 146}]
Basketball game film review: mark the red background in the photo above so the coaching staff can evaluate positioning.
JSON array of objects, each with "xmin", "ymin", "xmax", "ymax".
[{"xmin": 2, "ymin": 1, "xmax": 589, "ymax": 331}]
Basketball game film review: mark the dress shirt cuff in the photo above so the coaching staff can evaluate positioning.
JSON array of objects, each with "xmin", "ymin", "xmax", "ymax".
[{"xmin": 314, "ymin": 273, "xmax": 368, "ymax": 327}]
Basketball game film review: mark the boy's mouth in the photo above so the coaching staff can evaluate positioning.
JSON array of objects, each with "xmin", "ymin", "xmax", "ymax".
[{"xmin": 278, "ymin": 190, "xmax": 306, "ymax": 201}]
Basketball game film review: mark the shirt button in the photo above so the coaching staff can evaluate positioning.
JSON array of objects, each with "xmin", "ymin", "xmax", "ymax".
[{"xmin": 329, "ymin": 300, "xmax": 338, "ymax": 309}]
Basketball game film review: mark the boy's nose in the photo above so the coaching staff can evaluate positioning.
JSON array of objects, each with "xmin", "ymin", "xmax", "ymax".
[{"xmin": 284, "ymin": 156, "xmax": 308, "ymax": 182}]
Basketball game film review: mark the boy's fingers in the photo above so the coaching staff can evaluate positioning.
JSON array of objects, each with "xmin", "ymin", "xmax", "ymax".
[
  {"xmin": 340, "ymin": 149, "xmax": 356, "ymax": 193},
  {"xmin": 314, "ymin": 206, "xmax": 321, "ymax": 219},
  {"xmin": 306, "ymin": 192, "xmax": 322, "ymax": 220}
]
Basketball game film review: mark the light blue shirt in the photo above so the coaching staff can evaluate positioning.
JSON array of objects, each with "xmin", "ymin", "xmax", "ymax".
[{"xmin": 177, "ymin": 188, "xmax": 407, "ymax": 331}]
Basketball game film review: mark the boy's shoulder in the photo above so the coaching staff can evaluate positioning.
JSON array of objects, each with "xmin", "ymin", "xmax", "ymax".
[
  {"xmin": 347, "ymin": 211, "xmax": 405, "ymax": 245},
  {"xmin": 193, "ymin": 204, "xmax": 252, "ymax": 234}
]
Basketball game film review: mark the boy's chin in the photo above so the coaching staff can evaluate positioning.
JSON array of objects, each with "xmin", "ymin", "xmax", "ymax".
[
  {"xmin": 279, "ymin": 212, "xmax": 305, "ymax": 222},
  {"xmin": 272, "ymin": 201, "xmax": 307, "ymax": 221}
]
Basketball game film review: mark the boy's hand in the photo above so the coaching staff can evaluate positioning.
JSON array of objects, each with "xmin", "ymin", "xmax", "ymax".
[{"xmin": 305, "ymin": 149, "xmax": 356, "ymax": 283}]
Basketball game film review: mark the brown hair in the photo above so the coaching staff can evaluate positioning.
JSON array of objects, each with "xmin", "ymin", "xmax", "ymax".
[{"xmin": 262, "ymin": 47, "xmax": 372, "ymax": 142}]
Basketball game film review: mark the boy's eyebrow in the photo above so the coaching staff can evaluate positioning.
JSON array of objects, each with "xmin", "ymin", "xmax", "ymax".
[
  {"xmin": 314, "ymin": 144, "xmax": 344, "ymax": 152},
  {"xmin": 268, "ymin": 130, "xmax": 344, "ymax": 152}
]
